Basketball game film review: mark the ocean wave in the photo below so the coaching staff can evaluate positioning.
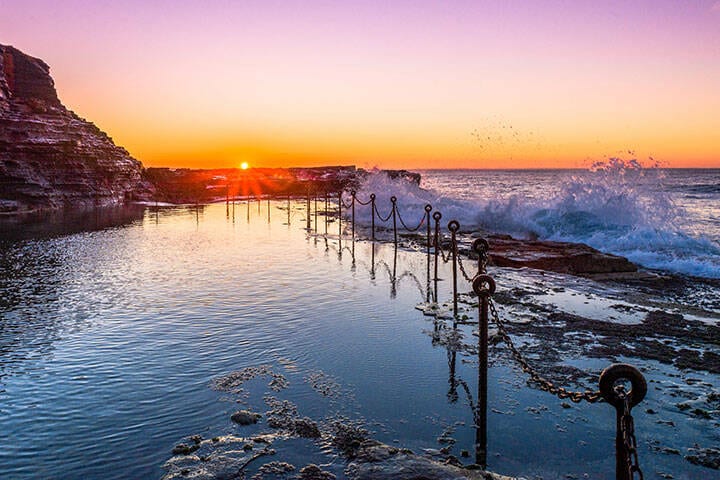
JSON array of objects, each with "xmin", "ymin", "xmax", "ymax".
[{"xmin": 349, "ymin": 163, "xmax": 720, "ymax": 279}]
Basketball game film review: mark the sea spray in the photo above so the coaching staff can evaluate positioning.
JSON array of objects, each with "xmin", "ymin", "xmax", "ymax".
[{"xmin": 349, "ymin": 162, "xmax": 720, "ymax": 278}]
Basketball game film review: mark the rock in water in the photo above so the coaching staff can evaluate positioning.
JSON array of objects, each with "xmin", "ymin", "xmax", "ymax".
[{"xmin": 0, "ymin": 44, "xmax": 150, "ymax": 213}]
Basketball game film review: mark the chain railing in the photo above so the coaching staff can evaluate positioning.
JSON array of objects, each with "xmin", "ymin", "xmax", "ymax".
[{"xmin": 237, "ymin": 190, "xmax": 648, "ymax": 479}]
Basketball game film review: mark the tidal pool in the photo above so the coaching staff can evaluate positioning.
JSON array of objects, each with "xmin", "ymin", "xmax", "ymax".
[{"xmin": 0, "ymin": 202, "xmax": 717, "ymax": 479}]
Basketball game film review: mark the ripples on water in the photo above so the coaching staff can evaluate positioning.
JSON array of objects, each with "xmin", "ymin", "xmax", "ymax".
[{"xmin": 0, "ymin": 201, "xmax": 718, "ymax": 479}]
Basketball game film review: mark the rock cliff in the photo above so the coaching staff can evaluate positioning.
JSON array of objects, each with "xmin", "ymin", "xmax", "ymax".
[{"xmin": 0, "ymin": 44, "xmax": 149, "ymax": 213}]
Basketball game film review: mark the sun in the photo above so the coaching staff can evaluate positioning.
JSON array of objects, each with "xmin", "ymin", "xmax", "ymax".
[{"xmin": 240, "ymin": 161, "xmax": 249, "ymax": 170}]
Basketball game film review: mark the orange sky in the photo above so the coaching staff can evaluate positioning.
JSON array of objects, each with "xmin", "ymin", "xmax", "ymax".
[{"xmin": 2, "ymin": 0, "xmax": 719, "ymax": 169}]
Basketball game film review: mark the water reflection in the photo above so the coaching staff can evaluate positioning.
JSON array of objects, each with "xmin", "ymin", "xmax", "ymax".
[
  {"xmin": 0, "ymin": 205, "xmax": 145, "ymax": 242},
  {"xmin": 0, "ymin": 205, "xmax": 146, "ymax": 382}
]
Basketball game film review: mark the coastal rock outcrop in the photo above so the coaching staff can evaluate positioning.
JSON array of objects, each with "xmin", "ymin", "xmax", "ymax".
[{"xmin": 0, "ymin": 44, "xmax": 149, "ymax": 213}]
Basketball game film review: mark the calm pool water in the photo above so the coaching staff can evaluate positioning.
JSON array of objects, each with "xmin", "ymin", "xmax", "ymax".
[{"xmin": 0, "ymin": 202, "xmax": 717, "ymax": 479}]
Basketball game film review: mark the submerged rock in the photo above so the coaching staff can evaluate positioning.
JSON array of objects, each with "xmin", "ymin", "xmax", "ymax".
[
  {"xmin": 297, "ymin": 464, "xmax": 337, "ymax": 480},
  {"xmin": 231, "ymin": 410, "xmax": 262, "ymax": 425},
  {"xmin": 163, "ymin": 435, "xmax": 276, "ymax": 480},
  {"xmin": 685, "ymin": 446, "xmax": 720, "ymax": 470},
  {"xmin": 345, "ymin": 441, "xmax": 521, "ymax": 480}
]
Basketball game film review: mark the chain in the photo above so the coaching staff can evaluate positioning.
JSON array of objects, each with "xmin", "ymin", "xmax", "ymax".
[
  {"xmin": 373, "ymin": 202, "xmax": 394, "ymax": 222},
  {"xmin": 434, "ymin": 236, "xmax": 452, "ymax": 263},
  {"xmin": 618, "ymin": 389, "xmax": 644, "ymax": 479},
  {"xmin": 396, "ymin": 207, "xmax": 426, "ymax": 232},
  {"xmin": 488, "ymin": 299, "xmax": 603, "ymax": 403},
  {"xmin": 341, "ymin": 194, "xmax": 354, "ymax": 209},
  {"xmin": 355, "ymin": 195, "xmax": 372, "ymax": 206},
  {"xmin": 455, "ymin": 253, "xmax": 475, "ymax": 282}
]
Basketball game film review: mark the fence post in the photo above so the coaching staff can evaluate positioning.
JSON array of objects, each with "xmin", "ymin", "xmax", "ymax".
[
  {"xmin": 432, "ymin": 211, "xmax": 442, "ymax": 302},
  {"xmin": 391, "ymin": 196, "xmax": 398, "ymax": 246},
  {"xmin": 287, "ymin": 195, "xmax": 291, "ymax": 225},
  {"xmin": 425, "ymin": 204, "xmax": 432, "ymax": 302},
  {"xmin": 370, "ymin": 194, "xmax": 376, "ymax": 241},
  {"xmin": 599, "ymin": 364, "xmax": 647, "ymax": 480},
  {"xmin": 267, "ymin": 198, "xmax": 271, "ymax": 223},
  {"xmin": 246, "ymin": 198, "xmax": 250, "ymax": 222},
  {"xmin": 314, "ymin": 192, "xmax": 318, "ymax": 232},
  {"xmin": 448, "ymin": 220, "xmax": 460, "ymax": 318},
  {"xmin": 338, "ymin": 191, "xmax": 342, "ymax": 237},
  {"xmin": 472, "ymin": 273, "xmax": 496, "ymax": 470},
  {"xmin": 351, "ymin": 190, "xmax": 356, "ymax": 242}
]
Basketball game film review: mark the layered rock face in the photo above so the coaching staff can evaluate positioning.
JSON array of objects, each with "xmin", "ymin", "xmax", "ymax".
[{"xmin": 0, "ymin": 44, "xmax": 148, "ymax": 213}]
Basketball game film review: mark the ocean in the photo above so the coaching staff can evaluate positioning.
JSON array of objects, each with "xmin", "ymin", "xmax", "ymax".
[{"xmin": 0, "ymin": 165, "xmax": 718, "ymax": 479}]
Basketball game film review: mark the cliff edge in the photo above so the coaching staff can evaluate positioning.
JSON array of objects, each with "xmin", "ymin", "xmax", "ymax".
[{"xmin": 0, "ymin": 44, "xmax": 149, "ymax": 213}]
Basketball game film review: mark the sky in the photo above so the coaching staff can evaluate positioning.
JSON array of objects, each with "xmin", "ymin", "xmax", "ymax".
[{"xmin": 1, "ymin": 0, "xmax": 719, "ymax": 169}]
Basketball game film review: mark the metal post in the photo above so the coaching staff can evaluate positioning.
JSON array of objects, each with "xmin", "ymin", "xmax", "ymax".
[
  {"xmin": 267, "ymin": 198, "xmax": 271, "ymax": 223},
  {"xmin": 448, "ymin": 220, "xmax": 460, "ymax": 318},
  {"xmin": 351, "ymin": 190, "xmax": 356, "ymax": 242},
  {"xmin": 599, "ymin": 364, "xmax": 647, "ymax": 480},
  {"xmin": 287, "ymin": 195, "xmax": 291, "ymax": 225},
  {"xmin": 433, "ymin": 212, "xmax": 442, "ymax": 303},
  {"xmin": 391, "ymin": 196, "xmax": 398, "ymax": 247},
  {"xmin": 370, "ymin": 193, "xmax": 376, "ymax": 241},
  {"xmin": 314, "ymin": 192, "xmax": 318, "ymax": 232},
  {"xmin": 472, "ymin": 273, "xmax": 496, "ymax": 470},
  {"xmin": 246, "ymin": 198, "xmax": 250, "ymax": 222},
  {"xmin": 324, "ymin": 193, "xmax": 328, "ymax": 235},
  {"xmin": 226, "ymin": 185, "xmax": 229, "ymax": 217},
  {"xmin": 425, "ymin": 205, "xmax": 432, "ymax": 302}
]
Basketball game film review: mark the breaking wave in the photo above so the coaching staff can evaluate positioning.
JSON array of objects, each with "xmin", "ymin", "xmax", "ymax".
[{"xmin": 349, "ymin": 161, "xmax": 720, "ymax": 279}]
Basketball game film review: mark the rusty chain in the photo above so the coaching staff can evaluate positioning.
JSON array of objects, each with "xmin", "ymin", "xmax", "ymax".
[
  {"xmin": 488, "ymin": 298, "xmax": 603, "ymax": 404},
  {"xmin": 340, "ymin": 194, "xmax": 354, "ymax": 210},
  {"xmin": 373, "ymin": 201, "xmax": 394, "ymax": 222},
  {"xmin": 434, "ymin": 236, "xmax": 452, "ymax": 263},
  {"xmin": 456, "ymin": 252, "xmax": 475, "ymax": 282},
  {"xmin": 618, "ymin": 388, "xmax": 644, "ymax": 479},
  {"xmin": 396, "ymin": 207, "xmax": 426, "ymax": 232}
]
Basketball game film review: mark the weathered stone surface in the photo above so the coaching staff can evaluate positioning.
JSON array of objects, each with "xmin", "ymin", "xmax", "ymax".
[
  {"xmin": 346, "ymin": 441, "xmax": 521, "ymax": 480},
  {"xmin": 231, "ymin": 409, "xmax": 261, "ymax": 425},
  {"xmin": 482, "ymin": 234, "xmax": 638, "ymax": 276},
  {"xmin": 0, "ymin": 44, "xmax": 151, "ymax": 213}
]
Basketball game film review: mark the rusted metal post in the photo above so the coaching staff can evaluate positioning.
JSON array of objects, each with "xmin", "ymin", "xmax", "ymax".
[
  {"xmin": 599, "ymin": 364, "xmax": 647, "ymax": 480},
  {"xmin": 425, "ymin": 205, "xmax": 432, "ymax": 302},
  {"xmin": 448, "ymin": 220, "xmax": 460, "ymax": 318},
  {"xmin": 338, "ymin": 191, "xmax": 342, "ymax": 237},
  {"xmin": 257, "ymin": 198, "xmax": 261, "ymax": 213},
  {"xmin": 351, "ymin": 190, "xmax": 356, "ymax": 242},
  {"xmin": 472, "ymin": 273, "xmax": 496, "ymax": 470},
  {"xmin": 391, "ymin": 196, "xmax": 398, "ymax": 247},
  {"xmin": 433, "ymin": 211, "xmax": 442, "ymax": 303},
  {"xmin": 246, "ymin": 198, "xmax": 250, "ymax": 222},
  {"xmin": 370, "ymin": 193, "xmax": 376, "ymax": 241}
]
